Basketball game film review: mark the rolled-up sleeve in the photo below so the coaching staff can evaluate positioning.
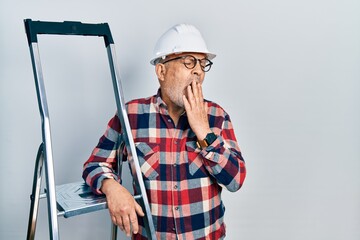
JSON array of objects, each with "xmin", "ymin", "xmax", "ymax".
[
  {"xmin": 200, "ymin": 110, "xmax": 246, "ymax": 192},
  {"xmin": 82, "ymin": 114, "xmax": 122, "ymax": 195}
]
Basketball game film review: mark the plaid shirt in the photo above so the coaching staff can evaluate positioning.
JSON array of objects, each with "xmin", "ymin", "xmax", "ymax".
[{"xmin": 83, "ymin": 90, "xmax": 246, "ymax": 240}]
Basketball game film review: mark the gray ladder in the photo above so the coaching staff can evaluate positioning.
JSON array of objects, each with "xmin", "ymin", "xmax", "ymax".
[{"xmin": 24, "ymin": 19, "xmax": 156, "ymax": 240}]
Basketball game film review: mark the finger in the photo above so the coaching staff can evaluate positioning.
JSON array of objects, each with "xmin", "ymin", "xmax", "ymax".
[
  {"xmin": 109, "ymin": 211, "xmax": 121, "ymax": 228},
  {"xmin": 183, "ymin": 95, "xmax": 191, "ymax": 111},
  {"xmin": 111, "ymin": 215, "xmax": 120, "ymax": 230},
  {"xmin": 135, "ymin": 202, "xmax": 145, "ymax": 217},
  {"xmin": 114, "ymin": 216, "xmax": 124, "ymax": 232},
  {"xmin": 129, "ymin": 211, "xmax": 139, "ymax": 234},
  {"xmin": 122, "ymin": 215, "xmax": 131, "ymax": 237},
  {"xmin": 204, "ymin": 101, "xmax": 208, "ymax": 113},
  {"xmin": 186, "ymin": 85, "xmax": 195, "ymax": 107},
  {"xmin": 185, "ymin": 85, "xmax": 195, "ymax": 110},
  {"xmin": 197, "ymin": 82, "xmax": 204, "ymax": 102},
  {"xmin": 191, "ymin": 80, "xmax": 200, "ymax": 102}
]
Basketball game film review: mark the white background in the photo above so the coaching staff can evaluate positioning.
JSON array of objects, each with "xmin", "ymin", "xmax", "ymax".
[{"xmin": 0, "ymin": 0, "xmax": 359, "ymax": 239}]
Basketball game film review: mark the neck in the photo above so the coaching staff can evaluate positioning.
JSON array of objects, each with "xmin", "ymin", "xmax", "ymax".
[
  {"xmin": 160, "ymin": 89, "xmax": 185, "ymax": 125},
  {"xmin": 168, "ymin": 104, "xmax": 184, "ymax": 126}
]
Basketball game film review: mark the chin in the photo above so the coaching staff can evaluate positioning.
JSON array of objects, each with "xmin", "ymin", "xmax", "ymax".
[
  {"xmin": 175, "ymin": 101, "xmax": 184, "ymax": 108},
  {"xmin": 173, "ymin": 97, "xmax": 184, "ymax": 108}
]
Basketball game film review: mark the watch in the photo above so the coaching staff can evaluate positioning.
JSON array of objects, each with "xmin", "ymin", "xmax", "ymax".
[{"xmin": 196, "ymin": 132, "xmax": 217, "ymax": 149}]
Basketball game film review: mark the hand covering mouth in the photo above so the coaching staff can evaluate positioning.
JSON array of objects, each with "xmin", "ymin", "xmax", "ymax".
[{"xmin": 183, "ymin": 84, "xmax": 192, "ymax": 98}]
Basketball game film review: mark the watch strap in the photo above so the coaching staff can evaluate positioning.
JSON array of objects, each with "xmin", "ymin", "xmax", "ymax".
[{"xmin": 196, "ymin": 132, "xmax": 217, "ymax": 149}]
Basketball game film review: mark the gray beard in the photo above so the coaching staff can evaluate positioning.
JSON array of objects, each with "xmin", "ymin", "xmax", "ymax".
[{"xmin": 163, "ymin": 86, "xmax": 184, "ymax": 108}]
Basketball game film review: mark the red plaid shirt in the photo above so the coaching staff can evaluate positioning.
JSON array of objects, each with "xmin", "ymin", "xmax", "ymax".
[{"xmin": 83, "ymin": 90, "xmax": 246, "ymax": 239}]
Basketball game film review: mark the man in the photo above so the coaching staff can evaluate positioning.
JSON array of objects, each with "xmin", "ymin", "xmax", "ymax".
[{"xmin": 83, "ymin": 23, "xmax": 246, "ymax": 239}]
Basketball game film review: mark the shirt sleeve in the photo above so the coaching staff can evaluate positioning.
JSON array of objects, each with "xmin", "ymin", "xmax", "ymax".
[
  {"xmin": 82, "ymin": 114, "xmax": 122, "ymax": 195},
  {"xmin": 200, "ymin": 109, "xmax": 246, "ymax": 192}
]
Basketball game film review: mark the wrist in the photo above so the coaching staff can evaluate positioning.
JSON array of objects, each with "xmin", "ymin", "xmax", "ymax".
[
  {"xmin": 196, "ymin": 128, "xmax": 212, "ymax": 140},
  {"xmin": 196, "ymin": 131, "xmax": 217, "ymax": 149},
  {"xmin": 101, "ymin": 178, "xmax": 117, "ymax": 195}
]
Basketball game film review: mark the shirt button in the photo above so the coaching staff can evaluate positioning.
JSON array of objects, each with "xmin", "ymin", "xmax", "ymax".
[
  {"xmin": 167, "ymin": 119, "xmax": 171, "ymax": 122},
  {"xmin": 174, "ymin": 185, "xmax": 178, "ymax": 189},
  {"xmin": 172, "ymin": 227, "xmax": 176, "ymax": 232},
  {"xmin": 175, "ymin": 206, "xmax": 179, "ymax": 210}
]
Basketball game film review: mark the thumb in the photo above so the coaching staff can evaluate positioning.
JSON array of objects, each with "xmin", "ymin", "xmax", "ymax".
[{"xmin": 204, "ymin": 101, "xmax": 208, "ymax": 113}]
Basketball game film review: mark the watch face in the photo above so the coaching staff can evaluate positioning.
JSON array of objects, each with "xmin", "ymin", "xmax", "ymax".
[{"xmin": 205, "ymin": 132, "xmax": 217, "ymax": 145}]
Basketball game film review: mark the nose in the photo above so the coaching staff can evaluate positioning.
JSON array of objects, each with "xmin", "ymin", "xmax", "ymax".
[{"xmin": 191, "ymin": 60, "xmax": 204, "ymax": 76}]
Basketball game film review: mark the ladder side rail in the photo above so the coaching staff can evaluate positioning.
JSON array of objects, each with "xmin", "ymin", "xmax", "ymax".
[
  {"xmin": 106, "ymin": 44, "xmax": 157, "ymax": 240},
  {"xmin": 110, "ymin": 139, "xmax": 125, "ymax": 240},
  {"xmin": 27, "ymin": 42, "xmax": 60, "ymax": 240},
  {"xmin": 27, "ymin": 143, "xmax": 45, "ymax": 240},
  {"xmin": 111, "ymin": 223, "xmax": 118, "ymax": 240}
]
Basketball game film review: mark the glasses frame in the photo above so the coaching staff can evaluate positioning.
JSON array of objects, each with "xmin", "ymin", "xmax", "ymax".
[{"xmin": 162, "ymin": 55, "xmax": 213, "ymax": 72}]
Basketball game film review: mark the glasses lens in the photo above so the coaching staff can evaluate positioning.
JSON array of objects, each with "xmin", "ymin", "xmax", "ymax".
[
  {"xmin": 181, "ymin": 55, "xmax": 213, "ymax": 72},
  {"xmin": 183, "ymin": 56, "xmax": 197, "ymax": 69},
  {"xmin": 202, "ymin": 59, "xmax": 212, "ymax": 72}
]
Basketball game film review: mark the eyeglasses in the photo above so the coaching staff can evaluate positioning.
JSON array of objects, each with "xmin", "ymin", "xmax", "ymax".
[{"xmin": 162, "ymin": 55, "xmax": 213, "ymax": 72}]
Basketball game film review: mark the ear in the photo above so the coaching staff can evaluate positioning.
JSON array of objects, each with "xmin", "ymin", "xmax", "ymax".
[{"xmin": 155, "ymin": 63, "xmax": 166, "ymax": 82}]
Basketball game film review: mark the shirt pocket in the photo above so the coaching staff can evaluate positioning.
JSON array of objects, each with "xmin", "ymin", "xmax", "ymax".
[
  {"xmin": 185, "ymin": 141, "xmax": 208, "ymax": 178},
  {"xmin": 135, "ymin": 142, "xmax": 160, "ymax": 180}
]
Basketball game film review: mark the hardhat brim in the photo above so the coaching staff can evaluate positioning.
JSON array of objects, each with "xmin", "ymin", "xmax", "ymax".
[{"xmin": 150, "ymin": 51, "xmax": 216, "ymax": 65}]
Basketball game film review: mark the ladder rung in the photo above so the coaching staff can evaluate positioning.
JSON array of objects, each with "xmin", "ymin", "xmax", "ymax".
[
  {"xmin": 57, "ymin": 211, "xmax": 65, "ymax": 217},
  {"xmin": 30, "ymin": 192, "xmax": 47, "ymax": 200}
]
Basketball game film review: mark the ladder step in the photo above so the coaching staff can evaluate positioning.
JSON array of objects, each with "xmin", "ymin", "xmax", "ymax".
[
  {"xmin": 55, "ymin": 181, "xmax": 107, "ymax": 218},
  {"xmin": 55, "ymin": 182, "xmax": 143, "ymax": 218}
]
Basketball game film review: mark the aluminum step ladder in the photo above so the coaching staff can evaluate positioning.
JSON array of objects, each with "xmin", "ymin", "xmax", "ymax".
[{"xmin": 24, "ymin": 19, "xmax": 157, "ymax": 240}]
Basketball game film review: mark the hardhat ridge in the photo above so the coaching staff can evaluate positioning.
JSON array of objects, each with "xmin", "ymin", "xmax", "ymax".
[{"xmin": 150, "ymin": 23, "xmax": 216, "ymax": 65}]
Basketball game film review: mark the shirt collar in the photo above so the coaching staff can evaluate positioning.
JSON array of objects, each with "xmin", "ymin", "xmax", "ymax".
[{"xmin": 155, "ymin": 88, "xmax": 166, "ymax": 107}]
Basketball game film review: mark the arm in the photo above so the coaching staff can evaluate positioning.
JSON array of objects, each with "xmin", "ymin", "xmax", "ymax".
[
  {"xmin": 183, "ymin": 81, "xmax": 246, "ymax": 192},
  {"xmin": 82, "ymin": 114, "xmax": 144, "ymax": 236},
  {"xmin": 198, "ymin": 114, "xmax": 246, "ymax": 192},
  {"xmin": 82, "ymin": 115, "xmax": 122, "ymax": 194}
]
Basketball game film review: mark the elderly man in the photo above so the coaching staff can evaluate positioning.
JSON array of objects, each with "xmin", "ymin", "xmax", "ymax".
[{"xmin": 83, "ymin": 23, "xmax": 246, "ymax": 240}]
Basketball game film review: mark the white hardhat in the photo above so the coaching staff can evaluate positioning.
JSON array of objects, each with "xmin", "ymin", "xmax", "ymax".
[{"xmin": 150, "ymin": 23, "xmax": 216, "ymax": 65}]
